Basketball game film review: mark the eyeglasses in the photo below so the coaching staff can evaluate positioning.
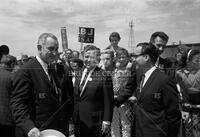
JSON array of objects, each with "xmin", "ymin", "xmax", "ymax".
[{"xmin": 132, "ymin": 53, "xmax": 145, "ymax": 58}]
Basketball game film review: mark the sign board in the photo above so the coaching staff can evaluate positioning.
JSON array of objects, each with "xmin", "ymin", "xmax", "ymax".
[
  {"xmin": 61, "ymin": 27, "xmax": 68, "ymax": 50},
  {"xmin": 78, "ymin": 27, "xmax": 95, "ymax": 43}
]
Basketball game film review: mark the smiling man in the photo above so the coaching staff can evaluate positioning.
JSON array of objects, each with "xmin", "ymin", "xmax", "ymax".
[
  {"xmin": 10, "ymin": 33, "xmax": 74, "ymax": 137},
  {"xmin": 74, "ymin": 45, "xmax": 114, "ymax": 137},
  {"xmin": 133, "ymin": 42, "xmax": 181, "ymax": 137}
]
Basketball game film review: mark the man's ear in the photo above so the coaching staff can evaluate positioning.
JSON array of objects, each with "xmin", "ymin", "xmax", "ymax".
[
  {"xmin": 37, "ymin": 45, "xmax": 42, "ymax": 51},
  {"xmin": 145, "ymin": 54, "xmax": 150, "ymax": 62}
]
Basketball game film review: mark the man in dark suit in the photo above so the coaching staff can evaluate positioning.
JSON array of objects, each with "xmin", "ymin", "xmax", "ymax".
[
  {"xmin": 10, "ymin": 33, "xmax": 74, "ymax": 137},
  {"xmin": 132, "ymin": 42, "xmax": 181, "ymax": 137},
  {"xmin": 150, "ymin": 32, "xmax": 175, "ymax": 79},
  {"xmin": 0, "ymin": 54, "xmax": 16, "ymax": 137},
  {"xmin": 74, "ymin": 45, "xmax": 114, "ymax": 137}
]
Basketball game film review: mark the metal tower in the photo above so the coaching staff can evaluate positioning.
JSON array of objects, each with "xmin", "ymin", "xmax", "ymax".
[{"xmin": 128, "ymin": 20, "xmax": 135, "ymax": 52}]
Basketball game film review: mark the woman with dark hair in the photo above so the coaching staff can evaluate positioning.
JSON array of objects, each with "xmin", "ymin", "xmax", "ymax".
[
  {"xmin": 106, "ymin": 32, "xmax": 124, "ymax": 58},
  {"xmin": 176, "ymin": 49, "xmax": 200, "ymax": 137},
  {"xmin": 111, "ymin": 48, "xmax": 135, "ymax": 137}
]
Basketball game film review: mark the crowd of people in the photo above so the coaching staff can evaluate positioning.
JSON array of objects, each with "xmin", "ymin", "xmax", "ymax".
[{"xmin": 0, "ymin": 31, "xmax": 200, "ymax": 137}]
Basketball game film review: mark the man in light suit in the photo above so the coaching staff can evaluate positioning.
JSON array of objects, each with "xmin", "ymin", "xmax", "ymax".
[
  {"xmin": 10, "ymin": 33, "xmax": 74, "ymax": 137},
  {"xmin": 132, "ymin": 42, "xmax": 181, "ymax": 137},
  {"xmin": 74, "ymin": 45, "xmax": 114, "ymax": 137}
]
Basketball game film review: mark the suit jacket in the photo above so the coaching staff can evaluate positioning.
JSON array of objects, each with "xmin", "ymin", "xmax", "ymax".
[
  {"xmin": 0, "ymin": 68, "xmax": 14, "ymax": 126},
  {"xmin": 10, "ymin": 58, "xmax": 74, "ymax": 136},
  {"xmin": 135, "ymin": 68, "xmax": 181, "ymax": 137},
  {"xmin": 74, "ymin": 66, "xmax": 114, "ymax": 136},
  {"xmin": 115, "ymin": 66, "xmax": 137, "ymax": 107}
]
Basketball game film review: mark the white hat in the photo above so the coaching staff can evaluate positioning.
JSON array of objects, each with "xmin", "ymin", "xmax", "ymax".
[{"xmin": 41, "ymin": 129, "xmax": 66, "ymax": 137}]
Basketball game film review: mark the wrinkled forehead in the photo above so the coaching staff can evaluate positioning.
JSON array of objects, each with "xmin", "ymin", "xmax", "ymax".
[
  {"xmin": 101, "ymin": 53, "xmax": 112, "ymax": 59},
  {"xmin": 84, "ymin": 50, "xmax": 97, "ymax": 56},
  {"xmin": 44, "ymin": 37, "xmax": 58, "ymax": 48}
]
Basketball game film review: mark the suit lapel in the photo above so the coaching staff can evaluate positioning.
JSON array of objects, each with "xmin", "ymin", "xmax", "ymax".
[
  {"xmin": 74, "ymin": 69, "xmax": 83, "ymax": 96},
  {"xmin": 80, "ymin": 66, "xmax": 98, "ymax": 97},
  {"xmin": 138, "ymin": 69, "xmax": 158, "ymax": 101},
  {"xmin": 34, "ymin": 58, "xmax": 58, "ymax": 98}
]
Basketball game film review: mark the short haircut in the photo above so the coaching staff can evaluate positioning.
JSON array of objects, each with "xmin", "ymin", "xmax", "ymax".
[
  {"xmin": 109, "ymin": 32, "xmax": 121, "ymax": 42},
  {"xmin": 101, "ymin": 49, "xmax": 114, "ymax": 60},
  {"xmin": 136, "ymin": 42, "xmax": 158, "ymax": 64},
  {"xmin": 1, "ymin": 54, "xmax": 16, "ymax": 66},
  {"xmin": 187, "ymin": 49, "xmax": 200, "ymax": 62},
  {"xmin": 70, "ymin": 58, "xmax": 83, "ymax": 68},
  {"xmin": 150, "ymin": 31, "xmax": 169, "ymax": 43},
  {"xmin": 37, "ymin": 33, "xmax": 58, "ymax": 46},
  {"xmin": 84, "ymin": 45, "xmax": 98, "ymax": 53},
  {"xmin": 0, "ymin": 45, "xmax": 9, "ymax": 55},
  {"xmin": 116, "ymin": 48, "xmax": 129, "ymax": 58}
]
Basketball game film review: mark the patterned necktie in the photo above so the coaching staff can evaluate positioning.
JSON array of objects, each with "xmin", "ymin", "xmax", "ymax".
[
  {"xmin": 79, "ymin": 69, "xmax": 89, "ymax": 92},
  {"xmin": 48, "ymin": 64, "xmax": 58, "ymax": 95}
]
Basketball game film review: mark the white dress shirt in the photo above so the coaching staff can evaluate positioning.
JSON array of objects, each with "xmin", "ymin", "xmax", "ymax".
[
  {"xmin": 142, "ymin": 66, "xmax": 156, "ymax": 87},
  {"xmin": 36, "ymin": 56, "xmax": 50, "ymax": 80}
]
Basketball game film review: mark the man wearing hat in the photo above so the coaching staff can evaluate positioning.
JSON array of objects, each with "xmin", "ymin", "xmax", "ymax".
[{"xmin": 10, "ymin": 33, "xmax": 74, "ymax": 137}]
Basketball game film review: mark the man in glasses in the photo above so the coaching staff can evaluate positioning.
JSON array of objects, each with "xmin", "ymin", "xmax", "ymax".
[
  {"xmin": 150, "ymin": 32, "xmax": 175, "ymax": 78},
  {"xmin": 133, "ymin": 42, "xmax": 181, "ymax": 137},
  {"xmin": 11, "ymin": 33, "xmax": 74, "ymax": 137}
]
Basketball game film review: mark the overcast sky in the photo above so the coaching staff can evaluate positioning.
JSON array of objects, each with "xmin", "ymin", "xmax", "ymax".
[{"xmin": 0, "ymin": 0, "xmax": 200, "ymax": 58}]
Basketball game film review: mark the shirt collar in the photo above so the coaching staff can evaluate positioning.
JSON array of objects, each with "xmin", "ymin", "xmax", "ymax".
[
  {"xmin": 155, "ymin": 57, "xmax": 160, "ymax": 67},
  {"xmin": 36, "ymin": 55, "xmax": 48, "ymax": 71},
  {"xmin": 144, "ymin": 66, "xmax": 156, "ymax": 78}
]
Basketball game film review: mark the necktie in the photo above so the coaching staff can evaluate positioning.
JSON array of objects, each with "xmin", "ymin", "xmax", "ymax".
[
  {"xmin": 48, "ymin": 64, "xmax": 58, "ymax": 95},
  {"xmin": 79, "ymin": 69, "xmax": 89, "ymax": 92},
  {"xmin": 139, "ymin": 74, "xmax": 145, "ymax": 93}
]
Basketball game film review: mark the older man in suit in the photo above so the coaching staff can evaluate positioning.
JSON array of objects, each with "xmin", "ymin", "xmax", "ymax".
[
  {"xmin": 10, "ymin": 33, "xmax": 74, "ymax": 137},
  {"xmin": 74, "ymin": 45, "xmax": 114, "ymax": 137},
  {"xmin": 132, "ymin": 42, "xmax": 181, "ymax": 137}
]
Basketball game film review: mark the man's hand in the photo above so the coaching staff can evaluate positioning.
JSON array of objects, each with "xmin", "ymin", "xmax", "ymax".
[
  {"xmin": 181, "ymin": 111, "xmax": 190, "ymax": 123},
  {"xmin": 28, "ymin": 127, "xmax": 40, "ymax": 137},
  {"xmin": 101, "ymin": 122, "xmax": 111, "ymax": 134}
]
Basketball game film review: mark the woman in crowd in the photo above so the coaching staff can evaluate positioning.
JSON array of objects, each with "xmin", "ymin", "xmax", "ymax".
[
  {"xmin": 176, "ymin": 49, "xmax": 200, "ymax": 137},
  {"xmin": 111, "ymin": 48, "xmax": 134, "ymax": 137}
]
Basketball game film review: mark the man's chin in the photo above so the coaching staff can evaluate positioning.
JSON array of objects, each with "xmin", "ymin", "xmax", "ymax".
[{"xmin": 86, "ymin": 65, "xmax": 96, "ymax": 70}]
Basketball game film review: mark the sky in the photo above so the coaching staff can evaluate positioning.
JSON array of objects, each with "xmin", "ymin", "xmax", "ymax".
[{"xmin": 0, "ymin": 0, "xmax": 200, "ymax": 59}]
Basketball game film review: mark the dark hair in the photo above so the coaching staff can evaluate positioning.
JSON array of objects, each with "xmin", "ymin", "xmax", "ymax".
[
  {"xmin": 0, "ymin": 45, "xmax": 9, "ymax": 55},
  {"xmin": 109, "ymin": 32, "xmax": 121, "ymax": 42},
  {"xmin": 175, "ymin": 51, "xmax": 187, "ymax": 69},
  {"xmin": 70, "ymin": 58, "xmax": 83, "ymax": 68},
  {"xmin": 84, "ymin": 45, "xmax": 98, "ymax": 53},
  {"xmin": 1, "ymin": 54, "xmax": 16, "ymax": 66},
  {"xmin": 116, "ymin": 48, "xmax": 129, "ymax": 58},
  {"xmin": 150, "ymin": 32, "xmax": 169, "ymax": 43},
  {"xmin": 136, "ymin": 42, "xmax": 158, "ymax": 64},
  {"xmin": 101, "ymin": 49, "xmax": 115, "ymax": 60},
  {"xmin": 187, "ymin": 49, "xmax": 200, "ymax": 62}
]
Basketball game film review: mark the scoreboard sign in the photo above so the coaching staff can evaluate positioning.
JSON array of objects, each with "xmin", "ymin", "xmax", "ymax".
[{"xmin": 78, "ymin": 27, "xmax": 95, "ymax": 43}]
